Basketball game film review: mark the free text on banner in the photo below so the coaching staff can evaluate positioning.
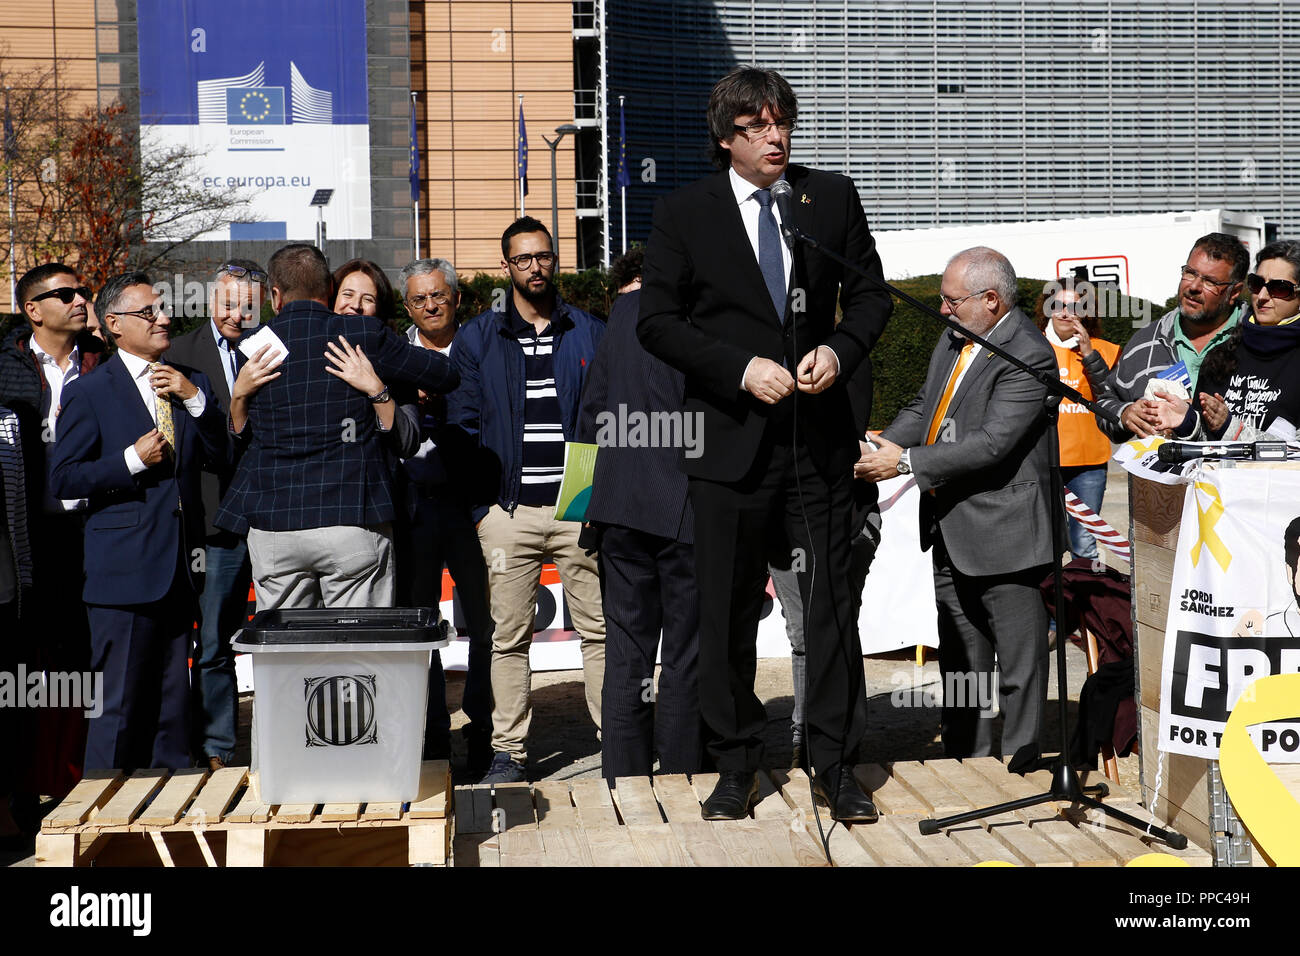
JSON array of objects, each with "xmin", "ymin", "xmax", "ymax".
[{"xmin": 1158, "ymin": 464, "xmax": 1300, "ymax": 762}]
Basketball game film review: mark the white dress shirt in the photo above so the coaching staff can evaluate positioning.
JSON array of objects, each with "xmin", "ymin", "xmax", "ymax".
[
  {"xmin": 30, "ymin": 337, "xmax": 86, "ymax": 512},
  {"xmin": 210, "ymin": 320, "xmax": 240, "ymax": 397},
  {"xmin": 117, "ymin": 349, "xmax": 207, "ymax": 475},
  {"xmin": 728, "ymin": 166, "xmax": 839, "ymax": 388}
]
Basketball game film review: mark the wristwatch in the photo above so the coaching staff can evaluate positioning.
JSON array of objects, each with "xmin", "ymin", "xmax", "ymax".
[
  {"xmin": 367, "ymin": 387, "xmax": 391, "ymax": 405},
  {"xmin": 896, "ymin": 449, "xmax": 912, "ymax": 475}
]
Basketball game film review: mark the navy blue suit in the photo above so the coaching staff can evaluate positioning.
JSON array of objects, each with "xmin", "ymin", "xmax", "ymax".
[
  {"xmin": 50, "ymin": 353, "xmax": 231, "ymax": 771},
  {"xmin": 215, "ymin": 301, "xmax": 459, "ymax": 535}
]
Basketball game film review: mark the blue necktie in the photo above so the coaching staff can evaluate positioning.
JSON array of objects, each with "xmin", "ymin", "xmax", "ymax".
[{"xmin": 754, "ymin": 188, "xmax": 787, "ymax": 324}]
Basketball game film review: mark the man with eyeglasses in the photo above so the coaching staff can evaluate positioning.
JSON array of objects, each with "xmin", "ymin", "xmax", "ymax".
[
  {"xmin": 163, "ymin": 259, "xmax": 266, "ymax": 772},
  {"xmin": 49, "ymin": 272, "xmax": 232, "ymax": 771},
  {"xmin": 0, "ymin": 264, "xmax": 109, "ymax": 800},
  {"xmin": 445, "ymin": 216, "xmax": 606, "ymax": 784},
  {"xmin": 637, "ymin": 66, "xmax": 892, "ymax": 821},
  {"xmin": 857, "ymin": 247, "xmax": 1057, "ymax": 771},
  {"xmin": 1094, "ymin": 233, "xmax": 1248, "ymax": 440},
  {"xmin": 392, "ymin": 257, "xmax": 494, "ymax": 774}
]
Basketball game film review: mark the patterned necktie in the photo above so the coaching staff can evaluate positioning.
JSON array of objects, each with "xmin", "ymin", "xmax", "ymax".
[
  {"xmin": 148, "ymin": 362, "xmax": 175, "ymax": 447},
  {"xmin": 753, "ymin": 188, "xmax": 787, "ymax": 324},
  {"xmin": 925, "ymin": 340, "xmax": 976, "ymax": 445}
]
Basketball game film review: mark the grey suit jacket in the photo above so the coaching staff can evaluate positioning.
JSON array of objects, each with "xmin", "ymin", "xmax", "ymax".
[{"xmin": 881, "ymin": 307, "xmax": 1058, "ymax": 578}]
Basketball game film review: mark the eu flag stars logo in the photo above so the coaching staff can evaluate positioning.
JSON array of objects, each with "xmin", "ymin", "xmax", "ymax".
[{"xmin": 226, "ymin": 87, "xmax": 285, "ymax": 124}]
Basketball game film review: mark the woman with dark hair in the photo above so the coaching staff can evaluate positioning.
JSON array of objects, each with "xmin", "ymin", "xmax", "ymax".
[
  {"xmin": 332, "ymin": 258, "xmax": 396, "ymax": 323},
  {"xmin": 1034, "ymin": 280, "xmax": 1121, "ymax": 559},
  {"xmin": 315, "ymin": 259, "xmax": 418, "ymax": 456},
  {"xmin": 1155, "ymin": 240, "xmax": 1300, "ymax": 442}
]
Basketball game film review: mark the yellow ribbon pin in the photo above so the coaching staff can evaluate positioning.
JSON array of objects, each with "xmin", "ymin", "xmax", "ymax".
[{"xmin": 1190, "ymin": 481, "xmax": 1231, "ymax": 572}]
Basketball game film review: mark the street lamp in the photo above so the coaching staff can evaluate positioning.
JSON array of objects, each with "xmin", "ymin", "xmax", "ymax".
[
  {"xmin": 543, "ymin": 125, "xmax": 580, "ymax": 263},
  {"xmin": 309, "ymin": 188, "xmax": 334, "ymax": 250}
]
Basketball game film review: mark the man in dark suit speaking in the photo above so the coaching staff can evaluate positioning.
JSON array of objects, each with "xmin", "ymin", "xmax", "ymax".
[
  {"xmin": 637, "ymin": 66, "xmax": 892, "ymax": 820},
  {"xmin": 50, "ymin": 272, "xmax": 231, "ymax": 771},
  {"xmin": 856, "ymin": 247, "xmax": 1056, "ymax": 771}
]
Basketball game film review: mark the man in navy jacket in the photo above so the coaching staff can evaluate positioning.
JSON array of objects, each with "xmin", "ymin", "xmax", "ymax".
[
  {"xmin": 50, "ymin": 272, "xmax": 231, "ymax": 772},
  {"xmin": 446, "ymin": 217, "xmax": 606, "ymax": 783}
]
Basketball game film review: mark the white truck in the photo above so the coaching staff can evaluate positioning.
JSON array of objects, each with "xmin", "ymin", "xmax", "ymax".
[{"xmin": 874, "ymin": 209, "xmax": 1267, "ymax": 307}]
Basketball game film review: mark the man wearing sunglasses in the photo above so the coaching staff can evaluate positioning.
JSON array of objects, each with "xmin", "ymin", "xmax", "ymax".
[
  {"xmin": 445, "ymin": 216, "xmax": 607, "ymax": 785},
  {"xmin": 49, "ymin": 272, "xmax": 232, "ymax": 772},
  {"xmin": 0, "ymin": 264, "xmax": 109, "ymax": 800},
  {"xmin": 163, "ymin": 259, "xmax": 266, "ymax": 773},
  {"xmin": 1094, "ymin": 233, "xmax": 1248, "ymax": 439}
]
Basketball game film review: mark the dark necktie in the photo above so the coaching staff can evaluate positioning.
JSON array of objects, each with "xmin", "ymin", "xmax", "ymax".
[{"xmin": 754, "ymin": 188, "xmax": 787, "ymax": 324}]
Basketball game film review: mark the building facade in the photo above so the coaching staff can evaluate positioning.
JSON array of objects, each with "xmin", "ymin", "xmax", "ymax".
[{"xmin": 606, "ymin": 0, "xmax": 1295, "ymax": 254}]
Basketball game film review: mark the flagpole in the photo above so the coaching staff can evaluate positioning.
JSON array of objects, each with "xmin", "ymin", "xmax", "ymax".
[
  {"xmin": 618, "ymin": 95, "xmax": 626, "ymax": 256},
  {"xmin": 411, "ymin": 91, "xmax": 421, "ymax": 261},
  {"xmin": 518, "ymin": 95, "xmax": 525, "ymax": 217}
]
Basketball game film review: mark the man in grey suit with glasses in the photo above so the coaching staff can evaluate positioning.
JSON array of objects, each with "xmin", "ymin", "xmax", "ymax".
[{"xmin": 856, "ymin": 246, "xmax": 1057, "ymax": 772}]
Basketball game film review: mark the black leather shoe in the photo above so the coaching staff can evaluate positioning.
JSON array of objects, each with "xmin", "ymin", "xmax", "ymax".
[
  {"xmin": 701, "ymin": 771, "xmax": 759, "ymax": 821},
  {"xmin": 813, "ymin": 766, "xmax": 879, "ymax": 823}
]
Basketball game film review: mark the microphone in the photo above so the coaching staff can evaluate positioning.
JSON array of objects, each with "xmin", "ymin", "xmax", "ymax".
[
  {"xmin": 770, "ymin": 179, "xmax": 795, "ymax": 249},
  {"xmin": 1156, "ymin": 440, "xmax": 1291, "ymax": 463}
]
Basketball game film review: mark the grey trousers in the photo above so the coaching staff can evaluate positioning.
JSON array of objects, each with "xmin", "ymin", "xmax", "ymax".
[
  {"xmin": 932, "ymin": 546, "xmax": 1049, "ymax": 770},
  {"xmin": 769, "ymin": 506, "xmax": 881, "ymax": 740},
  {"xmin": 246, "ymin": 524, "xmax": 395, "ymax": 610}
]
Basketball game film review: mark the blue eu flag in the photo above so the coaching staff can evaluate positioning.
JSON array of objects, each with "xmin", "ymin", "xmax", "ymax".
[
  {"xmin": 517, "ymin": 103, "xmax": 528, "ymax": 197},
  {"xmin": 409, "ymin": 97, "xmax": 420, "ymax": 202},
  {"xmin": 616, "ymin": 100, "xmax": 630, "ymax": 192},
  {"xmin": 226, "ymin": 88, "xmax": 286, "ymax": 124}
]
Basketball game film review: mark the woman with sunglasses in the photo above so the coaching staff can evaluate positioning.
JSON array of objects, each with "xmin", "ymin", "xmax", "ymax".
[
  {"xmin": 1033, "ymin": 281, "xmax": 1121, "ymax": 560},
  {"xmin": 1155, "ymin": 240, "xmax": 1300, "ymax": 442}
]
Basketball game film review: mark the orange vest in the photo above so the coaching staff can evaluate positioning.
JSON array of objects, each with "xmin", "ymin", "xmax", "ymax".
[{"xmin": 1052, "ymin": 337, "xmax": 1121, "ymax": 467}]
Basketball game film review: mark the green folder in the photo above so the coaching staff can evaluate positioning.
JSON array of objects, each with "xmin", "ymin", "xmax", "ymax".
[{"xmin": 554, "ymin": 441, "xmax": 599, "ymax": 521}]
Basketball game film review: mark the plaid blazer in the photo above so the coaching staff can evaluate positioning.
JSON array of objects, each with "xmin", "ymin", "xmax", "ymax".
[{"xmin": 214, "ymin": 301, "xmax": 459, "ymax": 534}]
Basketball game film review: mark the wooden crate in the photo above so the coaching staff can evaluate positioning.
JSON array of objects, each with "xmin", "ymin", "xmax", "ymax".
[
  {"xmin": 36, "ymin": 761, "xmax": 451, "ymax": 867},
  {"xmin": 448, "ymin": 760, "xmax": 1210, "ymax": 867}
]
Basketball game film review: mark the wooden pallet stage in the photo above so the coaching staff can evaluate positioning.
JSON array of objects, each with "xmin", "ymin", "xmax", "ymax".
[
  {"xmin": 452, "ymin": 759, "xmax": 1215, "ymax": 867},
  {"xmin": 35, "ymin": 761, "xmax": 451, "ymax": 867}
]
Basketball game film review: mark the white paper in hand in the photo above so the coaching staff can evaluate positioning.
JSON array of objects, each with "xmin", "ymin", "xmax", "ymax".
[{"xmin": 238, "ymin": 325, "xmax": 289, "ymax": 367}]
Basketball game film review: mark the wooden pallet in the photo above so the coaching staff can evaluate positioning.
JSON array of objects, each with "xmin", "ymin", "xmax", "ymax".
[
  {"xmin": 451, "ymin": 759, "xmax": 1214, "ymax": 867},
  {"xmin": 36, "ymin": 761, "xmax": 451, "ymax": 867}
]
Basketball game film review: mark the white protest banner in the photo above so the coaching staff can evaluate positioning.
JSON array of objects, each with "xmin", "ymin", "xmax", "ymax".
[{"xmin": 1158, "ymin": 464, "xmax": 1300, "ymax": 762}]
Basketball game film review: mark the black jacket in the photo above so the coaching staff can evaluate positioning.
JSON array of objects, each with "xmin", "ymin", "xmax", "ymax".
[
  {"xmin": 0, "ymin": 326, "xmax": 108, "ymax": 517},
  {"xmin": 579, "ymin": 290, "xmax": 693, "ymax": 542},
  {"xmin": 637, "ymin": 164, "xmax": 892, "ymax": 483}
]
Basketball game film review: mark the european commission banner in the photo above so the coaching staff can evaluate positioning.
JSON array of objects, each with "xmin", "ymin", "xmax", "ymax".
[
  {"xmin": 136, "ymin": 0, "xmax": 371, "ymax": 241},
  {"xmin": 1158, "ymin": 466, "xmax": 1300, "ymax": 762}
]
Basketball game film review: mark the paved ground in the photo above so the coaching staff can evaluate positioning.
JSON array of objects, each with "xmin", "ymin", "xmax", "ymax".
[{"xmin": 3, "ymin": 461, "xmax": 1139, "ymax": 866}]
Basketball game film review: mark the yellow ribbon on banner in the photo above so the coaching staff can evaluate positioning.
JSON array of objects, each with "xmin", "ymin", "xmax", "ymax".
[
  {"xmin": 1218, "ymin": 672, "xmax": 1300, "ymax": 867},
  {"xmin": 1190, "ymin": 481, "xmax": 1231, "ymax": 572},
  {"xmin": 1125, "ymin": 436, "xmax": 1165, "ymax": 456}
]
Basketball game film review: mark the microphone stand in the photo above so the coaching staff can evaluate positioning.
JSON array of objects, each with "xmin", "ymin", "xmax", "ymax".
[{"xmin": 784, "ymin": 221, "xmax": 1187, "ymax": 850}]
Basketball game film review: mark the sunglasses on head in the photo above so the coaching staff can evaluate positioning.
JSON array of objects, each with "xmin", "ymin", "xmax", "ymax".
[
  {"xmin": 1246, "ymin": 273, "xmax": 1299, "ymax": 300},
  {"xmin": 31, "ymin": 285, "xmax": 92, "ymax": 305}
]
